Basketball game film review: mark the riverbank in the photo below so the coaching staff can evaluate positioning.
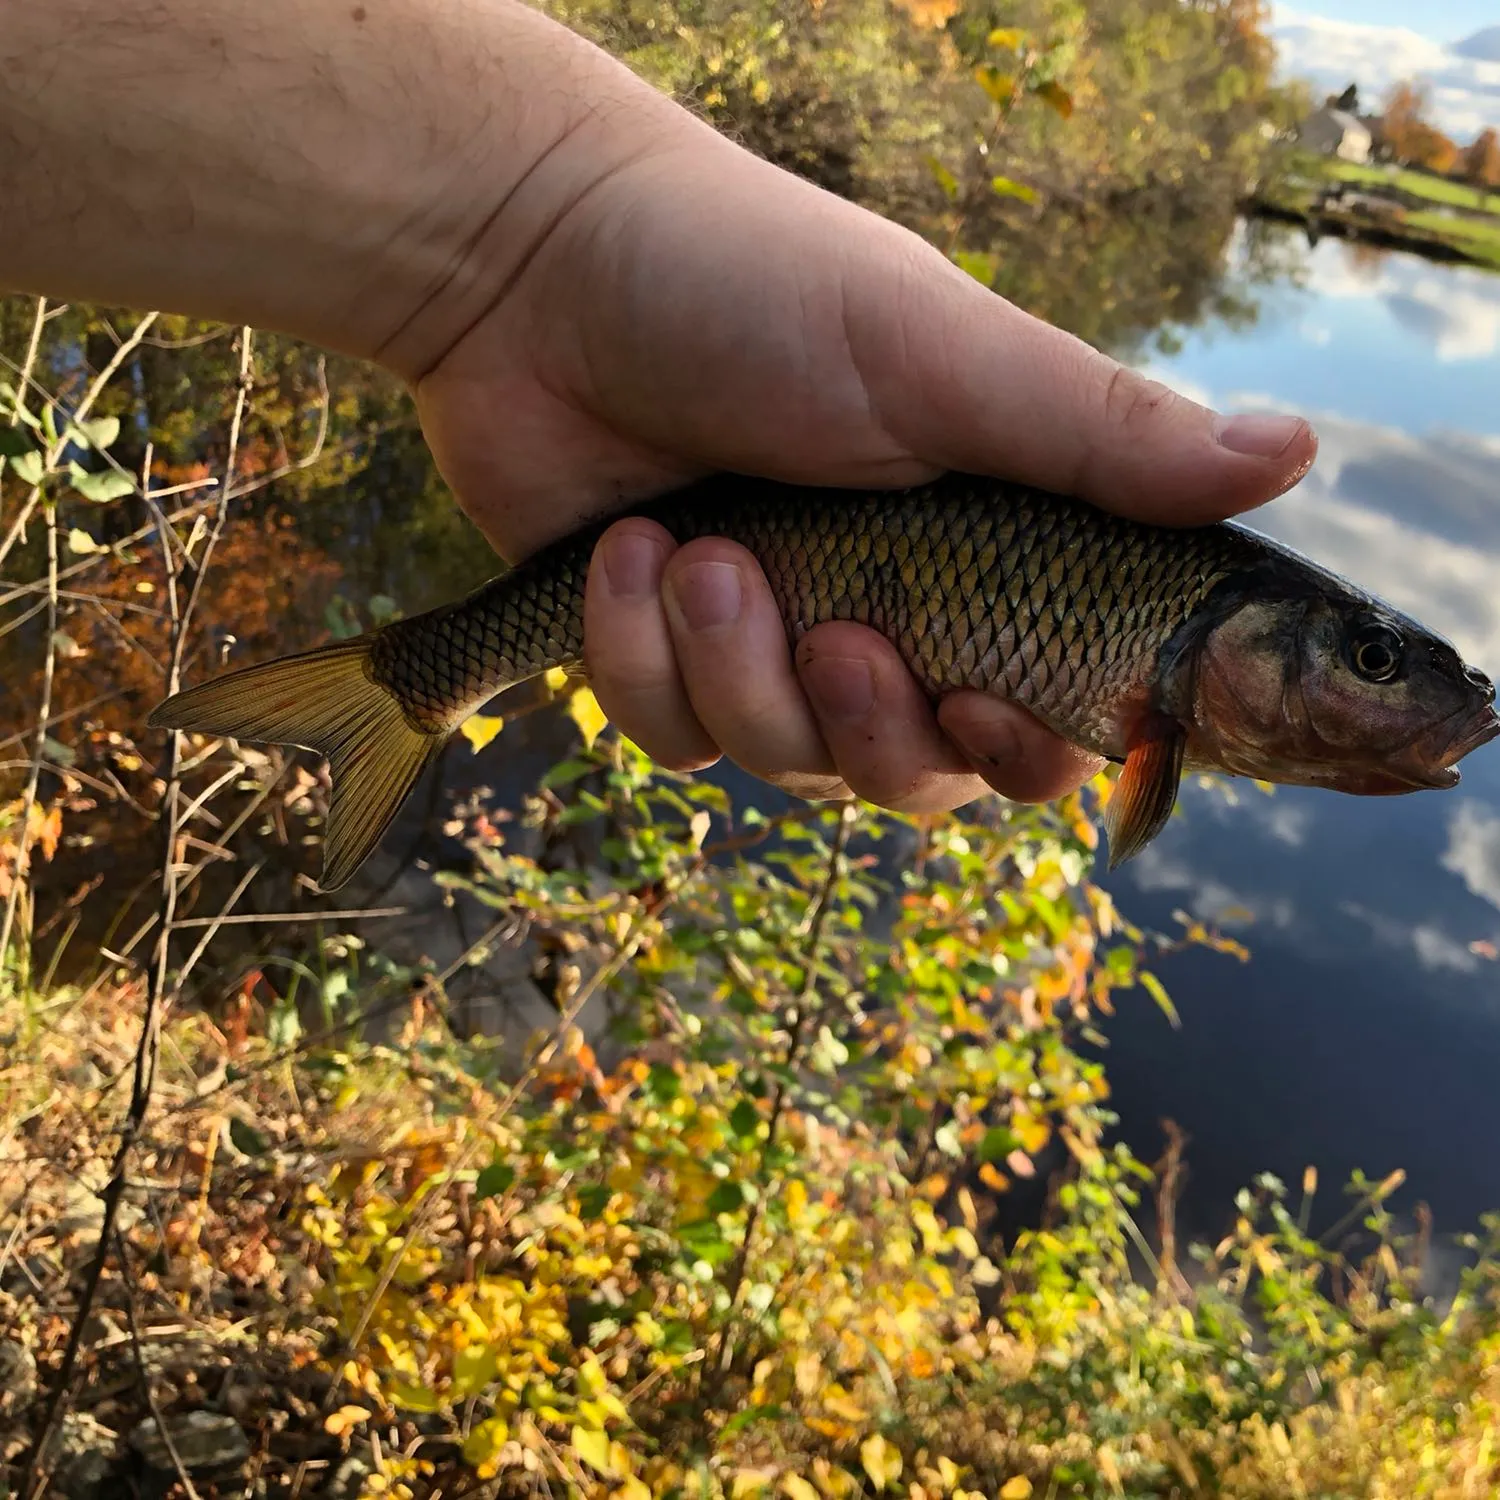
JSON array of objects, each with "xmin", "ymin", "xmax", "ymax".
[{"xmin": 1252, "ymin": 159, "xmax": 1500, "ymax": 271}]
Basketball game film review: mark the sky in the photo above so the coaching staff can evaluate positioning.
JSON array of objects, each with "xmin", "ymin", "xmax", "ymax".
[
  {"xmin": 1269, "ymin": 2, "xmax": 1500, "ymax": 139},
  {"xmin": 1273, "ymin": 1, "xmax": 1493, "ymax": 45}
]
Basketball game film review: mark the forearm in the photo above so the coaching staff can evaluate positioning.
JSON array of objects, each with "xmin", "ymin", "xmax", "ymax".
[{"xmin": 0, "ymin": 0, "xmax": 681, "ymax": 376}]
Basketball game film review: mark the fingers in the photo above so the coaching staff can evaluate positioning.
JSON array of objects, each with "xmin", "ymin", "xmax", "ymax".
[
  {"xmin": 582, "ymin": 518, "xmax": 720, "ymax": 772},
  {"xmin": 843, "ymin": 231, "xmax": 1316, "ymax": 526},
  {"xmin": 938, "ymin": 693, "xmax": 1107, "ymax": 803},
  {"xmin": 583, "ymin": 521, "xmax": 1103, "ymax": 814}
]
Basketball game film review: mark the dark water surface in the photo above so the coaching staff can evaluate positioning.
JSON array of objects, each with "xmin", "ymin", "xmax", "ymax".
[{"xmin": 1100, "ymin": 228, "xmax": 1500, "ymax": 1242}]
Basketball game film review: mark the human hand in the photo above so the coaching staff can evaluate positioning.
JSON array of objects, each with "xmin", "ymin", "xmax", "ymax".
[{"xmin": 412, "ymin": 120, "xmax": 1316, "ymax": 814}]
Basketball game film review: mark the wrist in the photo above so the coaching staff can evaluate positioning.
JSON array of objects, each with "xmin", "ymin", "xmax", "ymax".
[{"xmin": 0, "ymin": 0, "xmax": 684, "ymax": 375}]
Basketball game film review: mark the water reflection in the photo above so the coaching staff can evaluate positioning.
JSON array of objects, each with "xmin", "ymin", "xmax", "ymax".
[{"xmin": 1106, "ymin": 229, "xmax": 1500, "ymax": 1238}]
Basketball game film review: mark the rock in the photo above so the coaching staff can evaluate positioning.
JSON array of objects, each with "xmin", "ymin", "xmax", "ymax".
[
  {"xmin": 129, "ymin": 1410, "xmax": 250, "ymax": 1477},
  {"xmin": 50, "ymin": 1412, "xmax": 118, "ymax": 1500},
  {"xmin": 0, "ymin": 1339, "xmax": 37, "ymax": 1416}
]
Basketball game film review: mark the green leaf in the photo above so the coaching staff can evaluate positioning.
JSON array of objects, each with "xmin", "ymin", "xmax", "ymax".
[
  {"xmin": 66, "ymin": 415, "xmax": 120, "ymax": 451},
  {"xmin": 730, "ymin": 1098, "xmax": 761, "ymax": 1140},
  {"xmin": 0, "ymin": 428, "xmax": 33, "ymax": 459},
  {"xmin": 951, "ymin": 250, "xmax": 998, "ymax": 286},
  {"xmin": 67, "ymin": 464, "xmax": 134, "ymax": 502},
  {"xmin": 707, "ymin": 1180, "xmax": 745, "ymax": 1215},
  {"xmin": 925, "ymin": 153, "xmax": 960, "ymax": 201},
  {"xmin": 990, "ymin": 174, "xmax": 1038, "ymax": 203},
  {"xmin": 978, "ymin": 1126, "xmax": 1021, "ymax": 1163},
  {"xmin": 576, "ymin": 1183, "xmax": 612, "ymax": 1220},
  {"xmin": 228, "ymin": 1116, "xmax": 269, "ymax": 1157},
  {"xmin": 41, "ymin": 736, "xmax": 76, "ymax": 768},
  {"xmin": 1139, "ymin": 970, "xmax": 1180, "ymax": 1028},
  {"xmin": 12, "ymin": 450, "xmax": 44, "ymax": 486},
  {"xmin": 474, "ymin": 1161, "xmax": 516, "ymax": 1200}
]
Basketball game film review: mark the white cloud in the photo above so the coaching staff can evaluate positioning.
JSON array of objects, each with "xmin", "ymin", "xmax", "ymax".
[{"xmin": 1271, "ymin": 7, "xmax": 1500, "ymax": 139}]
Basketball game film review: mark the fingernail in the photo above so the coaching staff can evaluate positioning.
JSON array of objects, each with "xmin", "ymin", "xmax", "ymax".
[
  {"xmin": 667, "ymin": 561, "xmax": 742, "ymax": 631},
  {"xmin": 950, "ymin": 697, "xmax": 1021, "ymax": 767},
  {"xmin": 1213, "ymin": 412, "xmax": 1305, "ymax": 459},
  {"xmin": 602, "ymin": 530, "xmax": 667, "ymax": 599},
  {"xmin": 801, "ymin": 655, "xmax": 875, "ymax": 721}
]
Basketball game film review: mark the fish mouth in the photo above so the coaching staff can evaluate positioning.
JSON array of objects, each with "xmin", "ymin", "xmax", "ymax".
[{"xmin": 1407, "ymin": 700, "xmax": 1500, "ymax": 790}]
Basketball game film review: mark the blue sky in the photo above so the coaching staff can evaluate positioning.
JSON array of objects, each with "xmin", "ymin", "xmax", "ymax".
[
  {"xmin": 1274, "ymin": 1, "xmax": 1490, "ymax": 46},
  {"xmin": 1270, "ymin": 3, "xmax": 1500, "ymax": 136}
]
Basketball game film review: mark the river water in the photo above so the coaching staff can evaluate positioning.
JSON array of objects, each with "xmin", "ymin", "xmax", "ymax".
[{"xmin": 1100, "ymin": 226, "xmax": 1500, "ymax": 1241}]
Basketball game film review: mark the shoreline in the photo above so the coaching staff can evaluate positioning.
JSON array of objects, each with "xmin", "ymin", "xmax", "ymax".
[{"xmin": 1247, "ymin": 193, "xmax": 1496, "ymax": 268}]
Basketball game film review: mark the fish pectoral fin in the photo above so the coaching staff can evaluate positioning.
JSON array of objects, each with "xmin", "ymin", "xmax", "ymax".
[
  {"xmin": 1104, "ymin": 715, "xmax": 1186, "ymax": 871},
  {"xmin": 148, "ymin": 638, "xmax": 449, "ymax": 892}
]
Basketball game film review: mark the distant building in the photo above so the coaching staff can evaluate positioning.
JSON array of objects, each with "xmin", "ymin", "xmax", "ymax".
[{"xmin": 1298, "ymin": 107, "xmax": 1373, "ymax": 164}]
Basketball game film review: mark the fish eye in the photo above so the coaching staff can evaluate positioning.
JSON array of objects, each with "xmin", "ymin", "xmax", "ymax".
[{"xmin": 1346, "ymin": 620, "xmax": 1405, "ymax": 684}]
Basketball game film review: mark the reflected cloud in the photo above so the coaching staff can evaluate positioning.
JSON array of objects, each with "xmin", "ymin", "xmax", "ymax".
[
  {"xmin": 1302, "ymin": 249, "xmax": 1500, "ymax": 364},
  {"xmin": 1128, "ymin": 841, "xmax": 1296, "ymax": 931},
  {"xmin": 1441, "ymin": 800, "xmax": 1500, "ymax": 910},
  {"xmin": 1341, "ymin": 902, "xmax": 1481, "ymax": 974}
]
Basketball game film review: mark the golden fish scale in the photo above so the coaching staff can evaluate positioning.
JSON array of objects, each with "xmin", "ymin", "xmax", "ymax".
[{"xmin": 369, "ymin": 474, "xmax": 1265, "ymax": 754}]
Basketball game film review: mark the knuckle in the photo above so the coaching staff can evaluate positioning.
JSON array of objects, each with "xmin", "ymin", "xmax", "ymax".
[{"xmin": 1100, "ymin": 362, "xmax": 1177, "ymax": 434}]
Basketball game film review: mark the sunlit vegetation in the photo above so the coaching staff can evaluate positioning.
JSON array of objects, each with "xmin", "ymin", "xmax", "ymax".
[{"xmin": 3, "ymin": 1, "xmax": 1500, "ymax": 1496}]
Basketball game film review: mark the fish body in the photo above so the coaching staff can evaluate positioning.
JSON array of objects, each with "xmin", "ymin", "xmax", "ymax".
[{"xmin": 148, "ymin": 471, "xmax": 1500, "ymax": 889}]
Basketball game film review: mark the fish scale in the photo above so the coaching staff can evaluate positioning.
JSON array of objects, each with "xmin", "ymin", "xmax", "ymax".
[{"xmin": 369, "ymin": 471, "xmax": 1255, "ymax": 756}]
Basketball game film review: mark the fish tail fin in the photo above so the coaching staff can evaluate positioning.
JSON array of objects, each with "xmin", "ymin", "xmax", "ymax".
[{"xmin": 147, "ymin": 638, "xmax": 448, "ymax": 891}]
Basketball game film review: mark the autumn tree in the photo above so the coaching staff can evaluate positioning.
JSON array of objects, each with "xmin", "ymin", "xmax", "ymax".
[
  {"xmin": 1380, "ymin": 80, "xmax": 1458, "ymax": 173},
  {"xmin": 1465, "ymin": 127, "xmax": 1500, "ymax": 190}
]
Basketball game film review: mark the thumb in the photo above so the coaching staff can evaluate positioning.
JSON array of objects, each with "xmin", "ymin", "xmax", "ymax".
[{"xmin": 843, "ymin": 224, "xmax": 1316, "ymax": 526}]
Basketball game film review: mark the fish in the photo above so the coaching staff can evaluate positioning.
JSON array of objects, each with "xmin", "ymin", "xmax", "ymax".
[{"xmin": 147, "ymin": 470, "xmax": 1500, "ymax": 890}]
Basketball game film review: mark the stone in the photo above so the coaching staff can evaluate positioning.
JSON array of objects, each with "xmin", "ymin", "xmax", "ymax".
[{"xmin": 129, "ymin": 1409, "xmax": 250, "ymax": 1476}]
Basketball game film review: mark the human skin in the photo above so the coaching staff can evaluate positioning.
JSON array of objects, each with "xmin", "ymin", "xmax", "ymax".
[{"xmin": 0, "ymin": 0, "xmax": 1316, "ymax": 812}]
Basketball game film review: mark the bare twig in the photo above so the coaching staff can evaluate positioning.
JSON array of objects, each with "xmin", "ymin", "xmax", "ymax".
[
  {"xmin": 21, "ymin": 326, "xmax": 248, "ymax": 1499},
  {"xmin": 714, "ymin": 802, "xmax": 855, "ymax": 1377},
  {"xmin": 114, "ymin": 1231, "xmax": 207, "ymax": 1500}
]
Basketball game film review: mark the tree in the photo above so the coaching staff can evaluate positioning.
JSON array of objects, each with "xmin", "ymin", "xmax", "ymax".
[
  {"xmin": 1465, "ymin": 127, "xmax": 1500, "ymax": 190},
  {"xmin": 1380, "ymin": 81, "xmax": 1457, "ymax": 173}
]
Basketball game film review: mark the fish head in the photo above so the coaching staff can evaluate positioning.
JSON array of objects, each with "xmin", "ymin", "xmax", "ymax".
[{"xmin": 1172, "ymin": 580, "xmax": 1499, "ymax": 795}]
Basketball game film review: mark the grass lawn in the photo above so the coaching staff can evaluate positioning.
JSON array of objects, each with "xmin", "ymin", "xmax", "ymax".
[
  {"xmin": 1329, "ymin": 159, "xmax": 1500, "ymax": 216},
  {"xmin": 1405, "ymin": 207, "xmax": 1500, "ymax": 267}
]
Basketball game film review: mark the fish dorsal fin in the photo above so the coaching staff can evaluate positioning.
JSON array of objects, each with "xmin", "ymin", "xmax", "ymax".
[{"xmin": 1104, "ymin": 716, "xmax": 1186, "ymax": 870}]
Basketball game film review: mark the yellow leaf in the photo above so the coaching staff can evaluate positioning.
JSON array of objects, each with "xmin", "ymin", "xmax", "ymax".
[
  {"xmin": 782, "ymin": 1476, "xmax": 820, "ymax": 1500},
  {"xmin": 986, "ymin": 26, "xmax": 1025, "ymax": 49},
  {"xmin": 974, "ymin": 65, "xmax": 1015, "ymax": 105},
  {"xmin": 323, "ymin": 1405, "xmax": 371, "ymax": 1437},
  {"xmin": 1000, "ymin": 1480, "xmax": 1032, "ymax": 1499},
  {"xmin": 861, "ymin": 1434, "xmax": 902, "ymax": 1491},
  {"xmin": 612, "ymin": 1480, "xmax": 652, "ymax": 1500},
  {"xmin": 785, "ymin": 1178, "xmax": 808, "ymax": 1226},
  {"xmin": 822, "ymin": 1391, "xmax": 866, "ymax": 1423},
  {"xmin": 732, "ymin": 1470, "xmax": 774, "ymax": 1499},
  {"xmin": 460, "ymin": 713, "xmax": 505, "ymax": 753},
  {"xmin": 566, "ymin": 685, "xmax": 609, "ymax": 750},
  {"xmin": 463, "ymin": 1417, "xmax": 512, "ymax": 1477},
  {"xmin": 574, "ymin": 1425, "xmax": 617, "ymax": 1477}
]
